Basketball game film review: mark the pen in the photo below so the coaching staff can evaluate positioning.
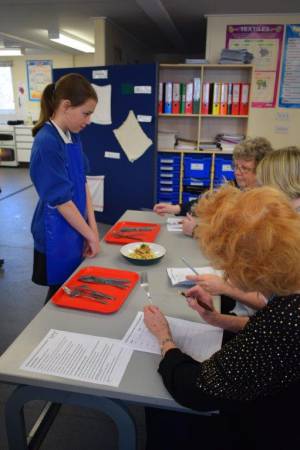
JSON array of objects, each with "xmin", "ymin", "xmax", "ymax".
[
  {"xmin": 180, "ymin": 291, "xmax": 213, "ymax": 312},
  {"xmin": 180, "ymin": 256, "xmax": 199, "ymax": 276}
]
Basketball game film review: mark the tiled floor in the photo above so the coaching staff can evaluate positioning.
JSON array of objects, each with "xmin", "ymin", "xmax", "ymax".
[{"xmin": 0, "ymin": 167, "xmax": 146, "ymax": 450}]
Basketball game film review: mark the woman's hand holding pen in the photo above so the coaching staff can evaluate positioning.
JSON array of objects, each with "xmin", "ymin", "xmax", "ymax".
[
  {"xmin": 185, "ymin": 285, "xmax": 218, "ymax": 324},
  {"xmin": 186, "ymin": 274, "xmax": 226, "ymax": 295},
  {"xmin": 182, "ymin": 213, "xmax": 197, "ymax": 237}
]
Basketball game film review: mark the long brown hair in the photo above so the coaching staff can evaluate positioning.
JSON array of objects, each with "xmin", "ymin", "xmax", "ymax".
[{"xmin": 32, "ymin": 73, "xmax": 97, "ymax": 137}]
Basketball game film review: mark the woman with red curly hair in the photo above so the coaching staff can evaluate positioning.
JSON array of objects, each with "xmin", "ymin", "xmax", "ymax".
[{"xmin": 144, "ymin": 185, "xmax": 300, "ymax": 450}]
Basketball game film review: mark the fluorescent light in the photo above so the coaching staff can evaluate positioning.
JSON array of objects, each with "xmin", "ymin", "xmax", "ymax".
[
  {"xmin": 0, "ymin": 49, "xmax": 22, "ymax": 56},
  {"xmin": 49, "ymin": 32, "xmax": 94, "ymax": 53}
]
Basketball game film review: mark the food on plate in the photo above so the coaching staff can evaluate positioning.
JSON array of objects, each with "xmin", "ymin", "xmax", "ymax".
[{"xmin": 129, "ymin": 244, "xmax": 156, "ymax": 260}]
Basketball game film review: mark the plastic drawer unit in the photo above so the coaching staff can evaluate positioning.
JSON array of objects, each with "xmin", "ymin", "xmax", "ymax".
[
  {"xmin": 214, "ymin": 155, "xmax": 234, "ymax": 183},
  {"xmin": 184, "ymin": 155, "xmax": 211, "ymax": 179}
]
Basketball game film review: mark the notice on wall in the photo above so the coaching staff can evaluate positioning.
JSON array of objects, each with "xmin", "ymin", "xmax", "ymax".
[
  {"xmin": 279, "ymin": 25, "xmax": 300, "ymax": 108},
  {"xmin": 26, "ymin": 60, "xmax": 53, "ymax": 101},
  {"xmin": 226, "ymin": 25, "xmax": 284, "ymax": 108}
]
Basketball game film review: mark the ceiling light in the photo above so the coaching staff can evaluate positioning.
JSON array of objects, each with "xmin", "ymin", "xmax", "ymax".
[
  {"xmin": 49, "ymin": 31, "xmax": 94, "ymax": 53},
  {"xmin": 0, "ymin": 48, "xmax": 22, "ymax": 56}
]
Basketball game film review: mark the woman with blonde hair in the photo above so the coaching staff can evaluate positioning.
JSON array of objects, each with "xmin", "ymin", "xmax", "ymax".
[
  {"xmin": 257, "ymin": 145, "xmax": 300, "ymax": 210},
  {"xmin": 144, "ymin": 185, "xmax": 300, "ymax": 450}
]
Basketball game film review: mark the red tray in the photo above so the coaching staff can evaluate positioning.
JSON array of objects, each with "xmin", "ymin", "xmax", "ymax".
[
  {"xmin": 52, "ymin": 266, "xmax": 139, "ymax": 314},
  {"xmin": 104, "ymin": 221, "xmax": 160, "ymax": 245}
]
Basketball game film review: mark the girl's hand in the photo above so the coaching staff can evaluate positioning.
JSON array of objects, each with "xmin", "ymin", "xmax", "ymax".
[
  {"xmin": 143, "ymin": 305, "xmax": 172, "ymax": 341},
  {"xmin": 182, "ymin": 213, "xmax": 196, "ymax": 237},
  {"xmin": 83, "ymin": 233, "xmax": 100, "ymax": 257},
  {"xmin": 186, "ymin": 274, "xmax": 226, "ymax": 295}
]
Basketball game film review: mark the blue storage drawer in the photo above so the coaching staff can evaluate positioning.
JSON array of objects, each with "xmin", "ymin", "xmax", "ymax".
[
  {"xmin": 183, "ymin": 177, "xmax": 210, "ymax": 187},
  {"xmin": 159, "ymin": 171, "xmax": 180, "ymax": 180},
  {"xmin": 214, "ymin": 155, "xmax": 235, "ymax": 180},
  {"xmin": 158, "ymin": 185, "xmax": 180, "ymax": 194},
  {"xmin": 158, "ymin": 155, "xmax": 181, "ymax": 165},
  {"xmin": 182, "ymin": 192, "xmax": 199, "ymax": 204},
  {"xmin": 184, "ymin": 156, "xmax": 211, "ymax": 178},
  {"xmin": 159, "ymin": 178, "xmax": 180, "ymax": 187},
  {"xmin": 157, "ymin": 192, "xmax": 180, "ymax": 204},
  {"xmin": 159, "ymin": 163, "xmax": 180, "ymax": 172}
]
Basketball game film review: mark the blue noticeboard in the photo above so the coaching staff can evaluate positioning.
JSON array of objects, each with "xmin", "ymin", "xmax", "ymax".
[
  {"xmin": 279, "ymin": 25, "xmax": 300, "ymax": 108},
  {"xmin": 53, "ymin": 64, "xmax": 157, "ymax": 224}
]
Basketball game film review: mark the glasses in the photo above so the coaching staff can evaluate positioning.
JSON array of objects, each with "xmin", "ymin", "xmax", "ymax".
[{"xmin": 232, "ymin": 164, "xmax": 255, "ymax": 174}]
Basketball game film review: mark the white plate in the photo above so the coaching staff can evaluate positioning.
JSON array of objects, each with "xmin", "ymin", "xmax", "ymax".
[{"xmin": 120, "ymin": 242, "xmax": 166, "ymax": 265}]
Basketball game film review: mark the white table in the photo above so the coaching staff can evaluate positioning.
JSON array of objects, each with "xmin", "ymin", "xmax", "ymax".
[{"xmin": 0, "ymin": 210, "xmax": 216, "ymax": 450}]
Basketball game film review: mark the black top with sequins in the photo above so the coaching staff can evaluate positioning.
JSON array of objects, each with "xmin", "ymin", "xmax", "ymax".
[{"xmin": 158, "ymin": 294, "xmax": 300, "ymax": 411}]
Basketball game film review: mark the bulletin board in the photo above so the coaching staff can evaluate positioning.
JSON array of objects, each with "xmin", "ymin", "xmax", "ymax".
[
  {"xmin": 279, "ymin": 24, "xmax": 300, "ymax": 108},
  {"xmin": 26, "ymin": 60, "xmax": 53, "ymax": 101},
  {"xmin": 226, "ymin": 24, "xmax": 284, "ymax": 108}
]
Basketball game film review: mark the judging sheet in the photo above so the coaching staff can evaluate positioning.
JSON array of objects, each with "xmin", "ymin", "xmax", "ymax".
[
  {"xmin": 122, "ymin": 312, "xmax": 223, "ymax": 362},
  {"xmin": 20, "ymin": 329, "xmax": 133, "ymax": 387}
]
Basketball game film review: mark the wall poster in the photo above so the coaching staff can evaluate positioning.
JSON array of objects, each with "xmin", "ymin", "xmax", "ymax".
[
  {"xmin": 226, "ymin": 25, "xmax": 284, "ymax": 108},
  {"xmin": 279, "ymin": 25, "xmax": 300, "ymax": 108},
  {"xmin": 26, "ymin": 60, "xmax": 53, "ymax": 101}
]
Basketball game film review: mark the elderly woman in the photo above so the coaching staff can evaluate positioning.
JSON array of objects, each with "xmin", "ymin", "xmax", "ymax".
[
  {"xmin": 153, "ymin": 136, "xmax": 273, "ymax": 236},
  {"xmin": 257, "ymin": 145, "xmax": 300, "ymax": 210},
  {"xmin": 144, "ymin": 185, "xmax": 300, "ymax": 450}
]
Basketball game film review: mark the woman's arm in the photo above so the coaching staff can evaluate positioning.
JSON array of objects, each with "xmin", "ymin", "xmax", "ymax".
[{"xmin": 187, "ymin": 274, "xmax": 267, "ymax": 310}]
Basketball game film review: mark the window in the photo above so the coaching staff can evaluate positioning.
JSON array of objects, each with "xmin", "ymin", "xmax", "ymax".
[{"xmin": 0, "ymin": 64, "xmax": 15, "ymax": 113}]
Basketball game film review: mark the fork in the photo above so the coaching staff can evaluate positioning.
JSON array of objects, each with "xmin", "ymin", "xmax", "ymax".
[{"xmin": 140, "ymin": 272, "xmax": 153, "ymax": 304}]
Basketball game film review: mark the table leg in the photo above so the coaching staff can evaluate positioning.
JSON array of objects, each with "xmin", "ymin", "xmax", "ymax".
[{"xmin": 5, "ymin": 385, "xmax": 137, "ymax": 450}]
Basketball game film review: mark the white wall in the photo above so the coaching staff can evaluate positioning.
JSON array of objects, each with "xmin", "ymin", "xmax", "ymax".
[{"xmin": 205, "ymin": 14, "xmax": 300, "ymax": 148}]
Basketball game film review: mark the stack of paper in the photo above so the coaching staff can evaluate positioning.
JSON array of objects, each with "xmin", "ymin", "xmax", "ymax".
[
  {"xmin": 219, "ymin": 48, "xmax": 253, "ymax": 64},
  {"xmin": 158, "ymin": 130, "xmax": 177, "ymax": 150},
  {"xmin": 167, "ymin": 266, "xmax": 223, "ymax": 286},
  {"xmin": 215, "ymin": 133, "xmax": 245, "ymax": 151},
  {"xmin": 167, "ymin": 217, "xmax": 183, "ymax": 232}
]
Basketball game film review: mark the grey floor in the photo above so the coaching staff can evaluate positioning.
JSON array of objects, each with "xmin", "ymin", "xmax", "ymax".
[{"xmin": 0, "ymin": 167, "xmax": 147, "ymax": 450}]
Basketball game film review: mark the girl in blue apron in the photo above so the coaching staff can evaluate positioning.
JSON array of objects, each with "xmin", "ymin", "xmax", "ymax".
[{"xmin": 30, "ymin": 73, "xmax": 100, "ymax": 303}]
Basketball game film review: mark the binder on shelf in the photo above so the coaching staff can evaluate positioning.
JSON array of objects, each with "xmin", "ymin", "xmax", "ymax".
[
  {"xmin": 227, "ymin": 83, "xmax": 233, "ymax": 115},
  {"xmin": 232, "ymin": 83, "xmax": 241, "ymax": 115},
  {"xmin": 239, "ymin": 83, "xmax": 250, "ymax": 115},
  {"xmin": 185, "ymin": 81, "xmax": 193, "ymax": 114},
  {"xmin": 212, "ymin": 82, "xmax": 221, "ymax": 115},
  {"xmin": 172, "ymin": 82, "xmax": 180, "ymax": 114},
  {"xmin": 201, "ymin": 82, "xmax": 210, "ymax": 114},
  {"xmin": 220, "ymin": 83, "xmax": 228, "ymax": 115},
  {"xmin": 192, "ymin": 77, "xmax": 201, "ymax": 114},
  {"xmin": 158, "ymin": 82, "xmax": 163, "ymax": 114},
  {"xmin": 179, "ymin": 83, "xmax": 186, "ymax": 114},
  {"xmin": 164, "ymin": 81, "xmax": 172, "ymax": 113}
]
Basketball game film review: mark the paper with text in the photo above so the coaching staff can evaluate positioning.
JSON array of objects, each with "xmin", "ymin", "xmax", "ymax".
[
  {"xmin": 20, "ymin": 329, "xmax": 133, "ymax": 387},
  {"xmin": 167, "ymin": 267, "xmax": 223, "ymax": 286},
  {"xmin": 122, "ymin": 312, "xmax": 223, "ymax": 362},
  {"xmin": 167, "ymin": 217, "xmax": 183, "ymax": 232}
]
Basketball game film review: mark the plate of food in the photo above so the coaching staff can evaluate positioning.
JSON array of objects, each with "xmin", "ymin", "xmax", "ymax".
[{"xmin": 120, "ymin": 242, "xmax": 166, "ymax": 265}]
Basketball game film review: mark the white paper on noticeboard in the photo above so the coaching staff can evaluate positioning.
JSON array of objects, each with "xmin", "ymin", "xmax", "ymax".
[
  {"xmin": 113, "ymin": 110, "xmax": 153, "ymax": 162},
  {"xmin": 86, "ymin": 175, "xmax": 104, "ymax": 212},
  {"xmin": 91, "ymin": 84, "xmax": 112, "ymax": 125}
]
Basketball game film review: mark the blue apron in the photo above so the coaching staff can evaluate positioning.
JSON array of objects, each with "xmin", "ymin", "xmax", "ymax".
[{"xmin": 45, "ymin": 133, "xmax": 86, "ymax": 285}]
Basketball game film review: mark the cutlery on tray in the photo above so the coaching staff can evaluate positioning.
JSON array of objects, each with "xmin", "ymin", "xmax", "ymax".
[
  {"xmin": 78, "ymin": 275, "xmax": 130, "ymax": 289},
  {"xmin": 119, "ymin": 227, "xmax": 154, "ymax": 232},
  {"xmin": 62, "ymin": 285, "xmax": 115, "ymax": 304},
  {"xmin": 140, "ymin": 272, "xmax": 153, "ymax": 304},
  {"xmin": 112, "ymin": 232, "xmax": 144, "ymax": 241}
]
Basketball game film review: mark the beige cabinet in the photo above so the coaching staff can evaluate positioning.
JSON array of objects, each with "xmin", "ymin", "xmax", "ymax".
[{"xmin": 15, "ymin": 126, "xmax": 34, "ymax": 163}]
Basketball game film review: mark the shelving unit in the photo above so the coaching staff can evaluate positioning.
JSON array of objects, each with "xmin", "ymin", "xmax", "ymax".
[{"xmin": 157, "ymin": 63, "xmax": 253, "ymax": 204}]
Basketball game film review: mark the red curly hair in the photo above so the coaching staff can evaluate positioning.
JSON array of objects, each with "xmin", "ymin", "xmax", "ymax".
[{"xmin": 195, "ymin": 185, "xmax": 300, "ymax": 296}]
